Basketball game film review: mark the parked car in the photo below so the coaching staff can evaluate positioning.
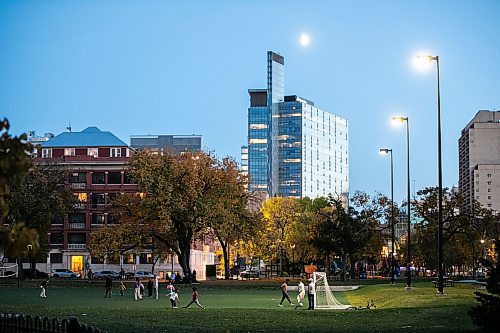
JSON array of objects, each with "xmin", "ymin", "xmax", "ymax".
[
  {"xmin": 23, "ymin": 268, "xmax": 49, "ymax": 279},
  {"xmin": 50, "ymin": 269, "xmax": 80, "ymax": 279},
  {"xmin": 134, "ymin": 271, "xmax": 154, "ymax": 279},
  {"xmin": 240, "ymin": 269, "xmax": 260, "ymax": 279},
  {"xmin": 124, "ymin": 271, "xmax": 136, "ymax": 280},
  {"xmin": 93, "ymin": 270, "xmax": 120, "ymax": 280}
]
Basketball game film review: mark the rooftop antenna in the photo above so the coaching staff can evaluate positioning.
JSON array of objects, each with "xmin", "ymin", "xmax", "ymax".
[
  {"xmin": 28, "ymin": 130, "xmax": 36, "ymax": 138},
  {"xmin": 67, "ymin": 119, "xmax": 72, "ymax": 132}
]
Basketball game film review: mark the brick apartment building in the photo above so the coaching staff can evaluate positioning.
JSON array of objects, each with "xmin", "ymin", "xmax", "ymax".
[{"xmin": 29, "ymin": 126, "xmax": 214, "ymax": 279}]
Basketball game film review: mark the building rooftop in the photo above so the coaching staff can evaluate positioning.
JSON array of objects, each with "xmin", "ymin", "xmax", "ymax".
[{"xmin": 41, "ymin": 127, "xmax": 128, "ymax": 148}]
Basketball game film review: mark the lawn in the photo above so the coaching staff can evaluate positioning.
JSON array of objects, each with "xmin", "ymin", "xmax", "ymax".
[{"xmin": 0, "ymin": 280, "xmax": 482, "ymax": 332}]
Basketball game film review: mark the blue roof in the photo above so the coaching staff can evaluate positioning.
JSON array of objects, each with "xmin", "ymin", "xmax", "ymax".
[{"xmin": 41, "ymin": 127, "xmax": 128, "ymax": 148}]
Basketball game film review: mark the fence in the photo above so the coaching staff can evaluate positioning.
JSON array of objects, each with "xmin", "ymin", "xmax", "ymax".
[{"xmin": 0, "ymin": 313, "xmax": 106, "ymax": 333}]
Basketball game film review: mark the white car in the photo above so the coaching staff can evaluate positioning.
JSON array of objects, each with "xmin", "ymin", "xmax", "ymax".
[
  {"xmin": 134, "ymin": 271, "xmax": 154, "ymax": 279},
  {"xmin": 51, "ymin": 269, "xmax": 81, "ymax": 279}
]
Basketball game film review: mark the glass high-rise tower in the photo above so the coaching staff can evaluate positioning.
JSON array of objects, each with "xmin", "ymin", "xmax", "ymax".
[{"xmin": 246, "ymin": 51, "xmax": 348, "ymax": 198}]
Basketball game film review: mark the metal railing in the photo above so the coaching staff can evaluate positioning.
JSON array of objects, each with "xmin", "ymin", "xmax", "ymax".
[
  {"xmin": 69, "ymin": 223, "xmax": 86, "ymax": 230},
  {"xmin": 67, "ymin": 244, "xmax": 86, "ymax": 251},
  {"xmin": 0, "ymin": 313, "xmax": 106, "ymax": 333}
]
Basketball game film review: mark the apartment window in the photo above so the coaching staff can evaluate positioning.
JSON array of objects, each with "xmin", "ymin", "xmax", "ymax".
[
  {"xmin": 69, "ymin": 172, "xmax": 86, "ymax": 183},
  {"xmin": 488, "ymin": 196, "xmax": 492, "ymax": 200},
  {"xmin": 487, "ymin": 174, "xmax": 492, "ymax": 178},
  {"xmin": 487, "ymin": 181, "xmax": 492, "ymax": 185},
  {"xmin": 488, "ymin": 188, "xmax": 491, "ymax": 192},
  {"xmin": 476, "ymin": 189, "xmax": 479, "ymax": 192},
  {"xmin": 88, "ymin": 148, "xmax": 98, "ymax": 157},
  {"xmin": 64, "ymin": 148, "xmax": 75, "ymax": 156},
  {"xmin": 50, "ymin": 253, "xmax": 63, "ymax": 264},
  {"xmin": 68, "ymin": 213, "xmax": 85, "ymax": 223},
  {"xmin": 75, "ymin": 193, "xmax": 87, "ymax": 202},
  {"xmin": 92, "ymin": 172, "xmax": 105, "ymax": 184},
  {"xmin": 110, "ymin": 148, "xmax": 121, "ymax": 158},
  {"xmin": 42, "ymin": 149, "xmax": 52, "ymax": 158},
  {"xmin": 68, "ymin": 233, "xmax": 86, "ymax": 244},
  {"xmin": 50, "ymin": 233, "xmax": 64, "ymax": 245},
  {"xmin": 51, "ymin": 215, "xmax": 64, "ymax": 225},
  {"xmin": 139, "ymin": 253, "xmax": 154, "ymax": 264},
  {"xmin": 91, "ymin": 194, "xmax": 105, "ymax": 208},
  {"xmin": 91, "ymin": 213, "xmax": 105, "ymax": 224},
  {"xmin": 125, "ymin": 254, "xmax": 135, "ymax": 264},
  {"xmin": 107, "ymin": 172, "xmax": 121, "ymax": 184}
]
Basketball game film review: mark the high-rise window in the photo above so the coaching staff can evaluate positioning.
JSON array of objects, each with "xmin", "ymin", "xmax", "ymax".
[{"xmin": 92, "ymin": 172, "xmax": 105, "ymax": 184}]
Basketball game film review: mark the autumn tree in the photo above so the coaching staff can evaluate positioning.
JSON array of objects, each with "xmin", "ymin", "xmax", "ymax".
[
  {"xmin": 260, "ymin": 197, "xmax": 301, "ymax": 275},
  {"xmin": 202, "ymin": 157, "xmax": 257, "ymax": 279},
  {"xmin": 129, "ymin": 150, "xmax": 237, "ymax": 279}
]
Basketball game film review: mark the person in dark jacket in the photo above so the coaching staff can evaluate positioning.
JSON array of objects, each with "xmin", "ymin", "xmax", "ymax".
[
  {"xmin": 105, "ymin": 276, "xmax": 113, "ymax": 298},
  {"xmin": 147, "ymin": 277, "xmax": 153, "ymax": 297}
]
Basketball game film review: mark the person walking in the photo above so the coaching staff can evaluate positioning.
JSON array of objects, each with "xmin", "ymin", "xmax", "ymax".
[
  {"xmin": 153, "ymin": 275, "xmax": 159, "ymax": 300},
  {"xmin": 39, "ymin": 279, "xmax": 48, "ymax": 298},
  {"xmin": 307, "ymin": 278, "xmax": 315, "ymax": 310},
  {"xmin": 104, "ymin": 276, "xmax": 113, "ymax": 298},
  {"xmin": 134, "ymin": 278, "xmax": 142, "ymax": 301},
  {"xmin": 278, "ymin": 279, "xmax": 294, "ymax": 307},
  {"xmin": 295, "ymin": 279, "xmax": 305, "ymax": 309},
  {"xmin": 183, "ymin": 286, "xmax": 205, "ymax": 309}
]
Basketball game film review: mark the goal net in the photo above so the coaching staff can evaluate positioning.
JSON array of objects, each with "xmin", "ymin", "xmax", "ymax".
[
  {"xmin": 313, "ymin": 272, "xmax": 351, "ymax": 310},
  {"xmin": 0, "ymin": 263, "xmax": 18, "ymax": 278}
]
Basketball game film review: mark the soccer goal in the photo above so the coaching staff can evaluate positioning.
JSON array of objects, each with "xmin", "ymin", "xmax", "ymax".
[
  {"xmin": 313, "ymin": 272, "xmax": 351, "ymax": 310},
  {"xmin": 0, "ymin": 263, "xmax": 18, "ymax": 278}
]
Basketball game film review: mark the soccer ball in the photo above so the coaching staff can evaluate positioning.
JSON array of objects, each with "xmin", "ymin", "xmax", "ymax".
[{"xmin": 299, "ymin": 302, "xmax": 303, "ymax": 307}]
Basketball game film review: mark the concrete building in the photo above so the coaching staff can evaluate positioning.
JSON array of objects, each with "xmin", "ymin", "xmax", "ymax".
[
  {"xmin": 24, "ymin": 127, "xmax": 214, "ymax": 280},
  {"xmin": 130, "ymin": 134, "xmax": 202, "ymax": 153},
  {"xmin": 246, "ymin": 51, "xmax": 349, "ymax": 198},
  {"xmin": 458, "ymin": 110, "xmax": 500, "ymax": 213}
]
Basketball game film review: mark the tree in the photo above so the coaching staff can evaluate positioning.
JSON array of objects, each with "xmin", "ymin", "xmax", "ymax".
[
  {"xmin": 129, "ymin": 150, "xmax": 232, "ymax": 279},
  {"xmin": 202, "ymin": 157, "xmax": 256, "ymax": 279},
  {"xmin": 5, "ymin": 163, "xmax": 74, "ymax": 271},
  {"xmin": 412, "ymin": 187, "xmax": 498, "ymax": 274},
  {"xmin": 469, "ymin": 239, "xmax": 500, "ymax": 332},
  {"xmin": 0, "ymin": 118, "xmax": 32, "ymax": 216},
  {"xmin": 260, "ymin": 197, "xmax": 301, "ymax": 275}
]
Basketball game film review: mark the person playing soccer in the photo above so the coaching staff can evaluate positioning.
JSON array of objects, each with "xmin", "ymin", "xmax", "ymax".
[
  {"xmin": 295, "ymin": 279, "xmax": 305, "ymax": 309},
  {"xmin": 39, "ymin": 279, "xmax": 48, "ymax": 298},
  {"xmin": 183, "ymin": 286, "xmax": 205, "ymax": 309},
  {"xmin": 169, "ymin": 287, "xmax": 180, "ymax": 308},
  {"xmin": 307, "ymin": 278, "xmax": 315, "ymax": 310},
  {"xmin": 278, "ymin": 278, "xmax": 294, "ymax": 307}
]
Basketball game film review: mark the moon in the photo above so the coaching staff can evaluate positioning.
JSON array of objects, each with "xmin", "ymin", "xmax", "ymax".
[{"xmin": 300, "ymin": 34, "xmax": 310, "ymax": 47}]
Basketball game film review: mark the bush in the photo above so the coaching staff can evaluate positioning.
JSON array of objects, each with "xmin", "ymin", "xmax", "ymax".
[{"xmin": 469, "ymin": 240, "xmax": 500, "ymax": 332}]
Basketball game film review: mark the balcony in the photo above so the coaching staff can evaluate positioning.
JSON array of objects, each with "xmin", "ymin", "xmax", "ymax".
[
  {"xmin": 70, "ymin": 183, "xmax": 87, "ymax": 190},
  {"xmin": 69, "ymin": 222, "xmax": 86, "ymax": 230},
  {"xmin": 67, "ymin": 244, "xmax": 86, "ymax": 251}
]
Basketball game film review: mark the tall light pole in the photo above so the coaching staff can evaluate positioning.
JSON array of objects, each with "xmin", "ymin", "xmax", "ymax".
[
  {"xmin": 416, "ymin": 54, "xmax": 443, "ymax": 294},
  {"xmin": 392, "ymin": 116, "xmax": 411, "ymax": 289},
  {"xmin": 380, "ymin": 148, "xmax": 395, "ymax": 284}
]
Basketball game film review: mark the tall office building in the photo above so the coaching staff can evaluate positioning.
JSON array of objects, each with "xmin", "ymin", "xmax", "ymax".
[
  {"xmin": 130, "ymin": 134, "xmax": 202, "ymax": 153},
  {"xmin": 459, "ymin": 110, "xmax": 500, "ymax": 213},
  {"xmin": 246, "ymin": 51, "xmax": 348, "ymax": 198}
]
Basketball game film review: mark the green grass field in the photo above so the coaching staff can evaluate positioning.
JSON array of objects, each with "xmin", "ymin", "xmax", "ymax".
[{"xmin": 0, "ymin": 280, "xmax": 482, "ymax": 332}]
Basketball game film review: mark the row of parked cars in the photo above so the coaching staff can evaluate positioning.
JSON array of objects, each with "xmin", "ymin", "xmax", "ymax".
[{"xmin": 20, "ymin": 269, "xmax": 155, "ymax": 279}]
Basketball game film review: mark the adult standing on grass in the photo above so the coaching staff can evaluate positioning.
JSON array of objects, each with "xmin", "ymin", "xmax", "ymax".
[
  {"xmin": 295, "ymin": 279, "xmax": 305, "ymax": 309},
  {"xmin": 39, "ymin": 279, "xmax": 48, "ymax": 298},
  {"xmin": 147, "ymin": 277, "xmax": 153, "ymax": 297},
  {"xmin": 183, "ymin": 286, "xmax": 205, "ymax": 309},
  {"xmin": 307, "ymin": 278, "xmax": 315, "ymax": 310},
  {"xmin": 105, "ymin": 276, "xmax": 113, "ymax": 298},
  {"xmin": 278, "ymin": 279, "xmax": 294, "ymax": 307},
  {"xmin": 134, "ymin": 277, "xmax": 142, "ymax": 301},
  {"xmin": 153, "ymin": 274, "xmax": 159, "ymax": 299}
]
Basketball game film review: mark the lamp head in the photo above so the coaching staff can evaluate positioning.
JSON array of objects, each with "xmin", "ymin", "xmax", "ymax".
[
  {"xmin": 480, "ymin": 239, "xmax": 485, "ymax": 244},
  {"xmin": 414, "ymin": 54, "xmax": 437, "ymax": 70},
  {"xmin": 379, "ymin": 148, "xmax": 391, "ymax": 155}
]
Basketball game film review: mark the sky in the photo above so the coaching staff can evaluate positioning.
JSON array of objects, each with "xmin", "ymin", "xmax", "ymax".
[{"xmin": 1, "ymin": 0, "xmax": 500, "ymax": 203}]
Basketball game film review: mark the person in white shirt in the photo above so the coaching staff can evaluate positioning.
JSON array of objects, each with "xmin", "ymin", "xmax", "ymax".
[
  {"xmin": 169, "ymin": 288, "xmax": 180, "ymax": 308},
  {"xmin": 295, "ymin": 279, "xmax": 305, "ymax": 309},
  {"xmin": 307, "ymin": 278, "xmax": 315, "ymax": 310}
]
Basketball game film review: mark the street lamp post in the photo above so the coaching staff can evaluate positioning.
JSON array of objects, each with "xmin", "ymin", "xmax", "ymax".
[
  {"xmin": 380, "ymin": 148, "xmax": 395, "ymax": 284},
  {"xmin": 417, "ymin": 54, "xmax": 443, "ymax": 294},
  {"xmin": 290, "ymin": 244, "xmax": 296, "ymax": 278},
  {"xmin": 392, "ymin": 116, "xmax": 412, "ymax": 289}
]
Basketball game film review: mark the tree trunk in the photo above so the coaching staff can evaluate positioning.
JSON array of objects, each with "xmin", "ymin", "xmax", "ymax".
[
  {"xmin": 349, "ymin": 254, "xmax": 356, "ymax": 278},
  {"xmin": 342, "ymin": 254, "xmax": 347, "ymax": 281},
  {"xmin": 178, "ymin": 242, "xmax": 192, "ymax": 281},
  {"xmin": 220, "ymin": 241, "xmax": 230, "ymax": 280}
]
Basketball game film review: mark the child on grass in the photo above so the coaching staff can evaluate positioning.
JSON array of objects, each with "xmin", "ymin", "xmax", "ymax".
[
  {"xmin": 183, "ymin": 286, "xmax": 205, "ymax": 309},
  {"xmin": 169, "ymin": 287, "xmax": 180, "ymax": 308},
  {"xmin": 119, "ymin": 281, "xmax": 126, "ymax": 296}
]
